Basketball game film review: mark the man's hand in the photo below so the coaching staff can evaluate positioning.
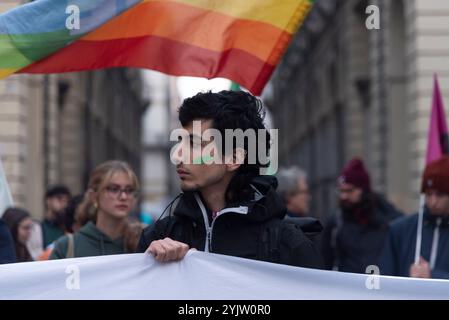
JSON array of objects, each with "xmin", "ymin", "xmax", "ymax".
[
  {"xmin": 146, "ymin": 238, "xmax": 190, "ymax": 262},
  {"xmin": 409, "ymin": 257, "xmax": 431, "ymax": 279}
]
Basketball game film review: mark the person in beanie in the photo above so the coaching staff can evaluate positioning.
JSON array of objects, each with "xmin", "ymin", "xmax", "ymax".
[
  {"xmin": 321, "ymin": 158, "xmax": 402, "ymax": 273},
  {"xmin": 380, "ymin": 156, "xmax": 449, "ymax": 279}
]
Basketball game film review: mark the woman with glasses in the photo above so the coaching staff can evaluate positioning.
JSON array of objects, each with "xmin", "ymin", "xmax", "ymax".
[
  {"xmin": 50, "ymin": 160, "xmax": 143, "ymax": 259},
  {"xmin": 2, "ymin": 207, "xmax": 34, "ymax": 262}
]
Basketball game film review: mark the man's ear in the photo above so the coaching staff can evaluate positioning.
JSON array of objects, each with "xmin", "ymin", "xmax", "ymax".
[{"xmin": 226, "ymin": 148, "xmax": 246, "ymax": 172}]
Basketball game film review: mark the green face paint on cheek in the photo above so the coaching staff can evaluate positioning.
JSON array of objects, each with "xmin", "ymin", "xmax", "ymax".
[{"xmin": 192, "ymin": 155, "xmax": 215, "ymax": 164}]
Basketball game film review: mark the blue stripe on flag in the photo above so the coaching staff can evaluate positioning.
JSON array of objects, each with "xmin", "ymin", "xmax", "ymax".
[{"xmin": 0, "ymin": 0, "xmax": 142, "ymax": 35}]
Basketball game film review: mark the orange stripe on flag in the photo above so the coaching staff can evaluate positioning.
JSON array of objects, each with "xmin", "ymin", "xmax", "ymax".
[{"xmin": 82, "ymin": 1, "xmax": 290, "ymax": 65}]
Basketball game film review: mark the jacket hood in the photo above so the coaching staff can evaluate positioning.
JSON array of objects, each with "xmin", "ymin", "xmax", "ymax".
[
  {"xmin": 78, "ymin": 221, "xmax": 124, "ymax": 252},
  {"xmin": 173, "ymin": 175, "xmax": 286, "ymax": 223}
]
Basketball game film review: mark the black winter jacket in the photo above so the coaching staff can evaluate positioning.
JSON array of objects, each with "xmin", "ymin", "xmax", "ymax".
[
  {"xmin": 139, "ymin": 176, "xmax": 323, "ymax": 269},
  {"xmin": 321, "ymin": 193, "xmax": 402, "ymax": 274}
]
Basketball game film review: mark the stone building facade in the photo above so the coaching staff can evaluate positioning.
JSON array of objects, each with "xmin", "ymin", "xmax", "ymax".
[{"xmin": 268, "ymin": 0, "xmax": 449, "ymax": 218}]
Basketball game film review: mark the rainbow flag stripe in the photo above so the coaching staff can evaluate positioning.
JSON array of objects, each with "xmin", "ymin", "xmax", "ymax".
[{"xmin": 0, "ymin": 0, "xmax": 313, "ymax": 95}]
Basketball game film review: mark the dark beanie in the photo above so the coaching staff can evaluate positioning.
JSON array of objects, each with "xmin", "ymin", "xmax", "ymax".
[
  {"xmin": 338, "ymin": 158, "xmax": 371, "ymax": 192},
  {"xmin": 421, "ymin": 156, "xmax": 449, "ymax": 195}
]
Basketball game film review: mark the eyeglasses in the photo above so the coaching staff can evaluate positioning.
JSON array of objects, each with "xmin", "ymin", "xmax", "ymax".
[{"xmin": 104, "ymin": 185, "xmax": 139, "ymax": 199}]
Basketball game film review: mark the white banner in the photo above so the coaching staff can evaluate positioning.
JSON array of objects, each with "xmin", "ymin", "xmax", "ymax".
[{"xmin": 0, "ymin": 251, "xmax": 448, "ymax": 300}]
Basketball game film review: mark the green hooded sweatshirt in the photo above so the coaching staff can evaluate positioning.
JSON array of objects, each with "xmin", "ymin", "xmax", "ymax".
[
  {"xmin": 41, "ymin": 219, "xmax": 65, "ymax": 248},
  {"xmin": 50, "ymin": 221, "xmax": 125, "ymax": 259}
]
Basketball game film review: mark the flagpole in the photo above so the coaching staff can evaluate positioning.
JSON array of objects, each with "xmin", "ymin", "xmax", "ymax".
[{"xmin": 414, "ymin": 194, "xmax": 425, "ymax": 264}]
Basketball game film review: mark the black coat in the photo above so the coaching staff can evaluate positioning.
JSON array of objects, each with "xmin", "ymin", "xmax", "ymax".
[
  {"xmin": 139, "ymin": 176, "xmax": 323, "ymax": 269},
  {"xmin": 321, "ymin": 193, "xmax": 402, "ymax": 274}
]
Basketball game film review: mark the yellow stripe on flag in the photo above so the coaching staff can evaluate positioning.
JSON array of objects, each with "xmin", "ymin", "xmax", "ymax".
[
  {"xmin": 0, "ymin": 68, "xmax": 20, "ymax": 79},
  {"xmin": 144, "ymin": 0, "xmax": 311, "ymax": 33}
]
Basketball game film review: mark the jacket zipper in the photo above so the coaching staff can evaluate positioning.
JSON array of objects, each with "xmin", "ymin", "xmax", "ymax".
[{"xmin": 193, "ymin": 193, "xmax": 248, "ymax": 252}]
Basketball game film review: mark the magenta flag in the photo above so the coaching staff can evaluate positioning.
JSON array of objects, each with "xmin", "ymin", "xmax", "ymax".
[{"xmin": 426, "ymin": 74, "xmax": 449, "ymax": 164}]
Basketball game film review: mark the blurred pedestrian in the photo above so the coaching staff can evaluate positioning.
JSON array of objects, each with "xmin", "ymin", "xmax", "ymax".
[
  {"xmin": 380, "ymin": 156, "xmax": 449, "ymax": 279},
  {"xmin": 50, "ymin": 160, "xmax": 143, "ymax": 259},
  {"xmin": 2, "ymin": 207, "xmax": 34, "ymax": 262},
  {"xmin": 26, "ymin": 185, "xmax": 71, "ymax": 259},
  {"xmin": 277, "ymin": 166, "xmax": 311, "ymax": 217},
  {"xmin": 321, "ymin": 158, "xmax": 402, "ymax": 273},
  {"xmin": 41, "ymin": 185, "xmax": 71, "ymax": 248},
  {"xmin": 37, "ymin": 194, "xmax": 84, "ymax": 260},
  {"xmin": 0, "ymin": 217, "xmax": 16, "ymax": 264}
]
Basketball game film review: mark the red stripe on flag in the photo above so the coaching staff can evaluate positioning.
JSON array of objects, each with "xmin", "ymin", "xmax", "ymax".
[{"xmin": 19, "ymin": 35, "xmax": 274, "ymax": 95}]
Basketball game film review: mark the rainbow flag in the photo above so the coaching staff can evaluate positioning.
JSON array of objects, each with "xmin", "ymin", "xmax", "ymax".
[{"xmin": 0, "ymin": 0, "xmax": 313, "ymax": 95}]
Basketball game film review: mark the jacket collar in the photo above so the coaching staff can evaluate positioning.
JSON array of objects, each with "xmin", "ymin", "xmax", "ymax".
[
  {"xmin": 424, "ymin": 208, "xmax": 449, "ymax": 228},
  {"xmin": 172, "ymin": 176, "xmax": 286, "ymax": 223}
]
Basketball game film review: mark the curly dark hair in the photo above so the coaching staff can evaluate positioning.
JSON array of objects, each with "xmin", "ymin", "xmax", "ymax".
[{"xmin": 178, "ymin": 90, "xmax": 271, "ymax": 203}]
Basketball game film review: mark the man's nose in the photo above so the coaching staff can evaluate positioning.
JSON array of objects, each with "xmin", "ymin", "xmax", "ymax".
[{"xmin": 427, "ymin": 194, "xmax": 438, "ymax": 207}]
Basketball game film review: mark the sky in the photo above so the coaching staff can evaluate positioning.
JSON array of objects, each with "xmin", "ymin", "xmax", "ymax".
[{"xmin": 177, "ymin": 76, "xmax": 232, "ymax": 100}]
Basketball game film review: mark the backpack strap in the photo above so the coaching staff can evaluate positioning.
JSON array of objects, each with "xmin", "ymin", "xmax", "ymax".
[
  {"xmin": 259, "ymin": 219, "xmax": 281, "ymax": 263},
  {"xmin": 66, "ymin": 234, "xmax": 74, "ymax": 259},
  {"xmin": 162, "ymin": 196, "xmax": 181, "ymax": 237},
  {"xmin": 169, "ymin": 196, "xmax": 181, "ymax": 216}
]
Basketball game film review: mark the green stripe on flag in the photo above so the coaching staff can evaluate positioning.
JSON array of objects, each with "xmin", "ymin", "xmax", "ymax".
[{"xmin": 0, "ymin": 30, "xmax": 79, "ymax": 68}]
